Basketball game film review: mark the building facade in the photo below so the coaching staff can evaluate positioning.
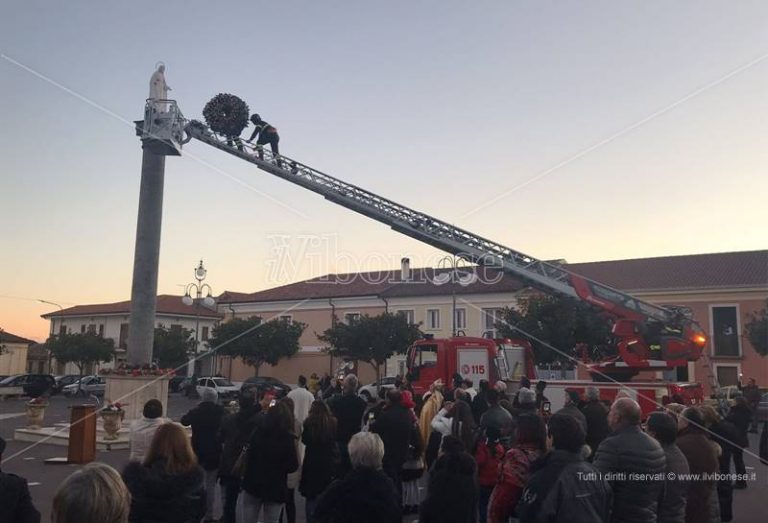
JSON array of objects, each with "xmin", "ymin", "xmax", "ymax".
[
  {"xmin": 218, "ymin": 251, "xmax": 767, "ymax": 394},
  {"xmin": 0, "ymin": 330, "xmax": 34, "ymax": 376},
  {"xmin": 41, "ymin": 295, "xmax": 222, "ymax": 375}
]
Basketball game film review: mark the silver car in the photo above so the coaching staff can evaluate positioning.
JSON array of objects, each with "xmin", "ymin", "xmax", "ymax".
[{"xmin": 62, "ymin": 375, "xmax": 106, "ymax": 397}]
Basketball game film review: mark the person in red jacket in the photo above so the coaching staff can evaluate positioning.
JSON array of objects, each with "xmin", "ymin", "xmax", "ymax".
[
  {"xmin": 488, "ymin": 414, "xmax": 547, "ymax": 523},
  {"xmin": 475, "ymin": 428, "xmax": 505, "ymax": 523}
]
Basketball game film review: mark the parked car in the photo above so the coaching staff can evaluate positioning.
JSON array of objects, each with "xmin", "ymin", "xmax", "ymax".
[
  {"xmin": 240, "ymin": 376, "xmax": 292, "ymax": 398},
  {"xmin": 196, "ymin": 377, "xmax": 241, "ymax": 402},
  {"xmin": 0, "ymin": 374, "xmax": 55, "ymax": 397},
  {"xmin": 24, "ymin": 374, "xmax": 56, "ymax": 397},
  {"xmin": 53, "ymin": 374, "xmax": 80, "ymax": 394},
  {"xmin": 358, "ymin": 376, "xmax": 398, "ymax": 401},
  {"xmin": 0, "ymin": 374, "xmax": 24, "ymax": 387},
  {"xmin": 62, "ymin": 375, "xmax": 106, "ymax": 397},
  {"xmin": 0, "ymin": 374, "xmax": 25, "ymax": 396}
]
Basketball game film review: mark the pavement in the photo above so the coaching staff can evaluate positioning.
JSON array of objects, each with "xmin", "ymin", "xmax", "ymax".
[{"xmin": 1, "ymin": 394, "xmax": 766, "ymax": 522}]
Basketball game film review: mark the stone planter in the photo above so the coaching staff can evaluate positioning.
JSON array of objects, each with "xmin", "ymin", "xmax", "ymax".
[
  {"xmin": 26, "ymin": 403, "xmax": 48, "ymax": 429},
  {"xmin": 100, "ymin": 411, "xmax": 124, "ymax": 440}
]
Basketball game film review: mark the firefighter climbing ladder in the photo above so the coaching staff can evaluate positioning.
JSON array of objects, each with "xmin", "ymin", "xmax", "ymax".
[{"xmin": 184, "ymin": 120, "xmax": 681, "ymax": 329}]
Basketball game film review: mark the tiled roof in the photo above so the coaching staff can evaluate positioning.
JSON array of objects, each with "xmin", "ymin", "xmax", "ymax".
[
  {"xmin": 0, "ymin": 330, "xmax": 35, "ymax": 344},
  {"xmin": 566, "ymin": 250, "xmax": 768, "ymax": 292},
  {"xmin": 219, "ymin": 250, "xmax": 767, "ymax": 304},
  {"xmin": 219, "ymin": 267, "xmax": 525, "ymax": 304},
  {"xmin": 40, "ymin": 295, "xmax": 223, "ymax": 319}
]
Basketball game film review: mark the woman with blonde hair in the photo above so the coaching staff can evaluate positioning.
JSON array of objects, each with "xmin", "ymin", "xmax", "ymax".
[
  {"xmin": 53, "ymin": 462, "xmax": 130, "ymax": 523},
  {"xmin": 122, "ymin": 422, "xmax": 206, "ymax": 523}
]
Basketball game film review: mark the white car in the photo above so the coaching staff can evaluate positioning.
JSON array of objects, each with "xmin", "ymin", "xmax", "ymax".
[
  {"xmin": 62, "ymin": 375, "xmax": 106, "ymax": 397},
  {"xmin": 358, "ymin": 376, "xmax": 398, "ymax": 401},
  {"xmin": 196, "ymin": 377, "xmax": 241, "ymax": 402}
]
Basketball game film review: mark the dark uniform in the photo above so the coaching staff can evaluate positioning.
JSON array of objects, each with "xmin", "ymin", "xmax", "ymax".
[{"xmin": 247, "ymin": 114, "xmax": 280, "ymax": 158}]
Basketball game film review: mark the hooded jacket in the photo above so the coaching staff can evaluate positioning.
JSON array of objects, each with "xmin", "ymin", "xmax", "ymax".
[
  {"xmin": 122, "ymin": 460, "xmax": 206, "ymax": 523},
  {"xmin": 518, "ymin": 449, "xmax": 612, "ymax": 523}
]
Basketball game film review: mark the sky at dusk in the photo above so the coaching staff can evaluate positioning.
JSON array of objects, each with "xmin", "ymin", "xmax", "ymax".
[{"xmin": 2, "ymin": 1, "xmax": 767, "ymax": 341}]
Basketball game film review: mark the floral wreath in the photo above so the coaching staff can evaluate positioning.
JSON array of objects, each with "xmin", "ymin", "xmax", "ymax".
[{"xmin": 202, "ymin": 93, "xmax": 250, "ymax": 137}]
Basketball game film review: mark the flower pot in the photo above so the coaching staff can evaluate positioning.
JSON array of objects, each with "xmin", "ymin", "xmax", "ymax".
[
  {"xmin": 100, "ymin": 411, "xmax": 123, "ymax": 440},
  {"xmin": 26, "ymin": 404, "xmax": 48, "ymax": 429}
]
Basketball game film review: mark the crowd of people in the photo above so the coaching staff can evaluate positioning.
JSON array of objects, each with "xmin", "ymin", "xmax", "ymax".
[{"xmin": 0, "ymin": 373, "xmax": 764, "ymax": 523}]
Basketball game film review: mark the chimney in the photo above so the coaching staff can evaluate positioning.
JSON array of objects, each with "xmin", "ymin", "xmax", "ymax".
[{"xmin": 400, "ymin": 257, "xmax": 410, "ymax": 281}]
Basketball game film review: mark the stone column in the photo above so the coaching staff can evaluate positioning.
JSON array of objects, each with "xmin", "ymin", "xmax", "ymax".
[{"xmin": 126, "ymin": 149, "xmax": 165, "ymax": 366}]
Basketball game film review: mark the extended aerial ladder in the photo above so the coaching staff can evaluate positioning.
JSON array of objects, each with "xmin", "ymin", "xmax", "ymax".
[{"xmin": 138, "ymin": 100, "xmax": 707, "ymax": 380}]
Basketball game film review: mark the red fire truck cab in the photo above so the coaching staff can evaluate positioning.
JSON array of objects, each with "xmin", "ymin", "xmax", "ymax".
[{"xmin": 406, "ymin": 335, "xmax": 535, "ymax": 397}]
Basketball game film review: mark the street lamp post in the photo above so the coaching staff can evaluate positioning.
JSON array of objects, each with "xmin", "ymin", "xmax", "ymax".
[
  {"xmin": 38, "ymin": 299, "xmax": 63, "ymax": 374},
  {"xmin": 182, "ymin": 260, "xmax": 215, "ymax": 377},
  {"xmin": 433, "ymin": 256, "xmax": 477, "ymax": 336}
]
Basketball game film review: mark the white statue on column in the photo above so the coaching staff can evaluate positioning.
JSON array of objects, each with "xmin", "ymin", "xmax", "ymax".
[{"xmin": 149, "ymin": 63, "xmax": 171, "ymax": 111}]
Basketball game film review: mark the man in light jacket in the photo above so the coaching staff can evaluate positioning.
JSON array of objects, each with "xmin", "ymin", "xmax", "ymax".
[{"xmin": 129, "ymin": 399, "xmax": 167, "ymax": 462}]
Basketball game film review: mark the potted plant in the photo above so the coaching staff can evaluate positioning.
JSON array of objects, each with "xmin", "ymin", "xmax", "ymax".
[
  {"xmin": 25, "ymin": 396, "xmax": 49, "ymax": 429},
  {"xmin": 100, "ymin": 400, "xmax": 126, "ymax": 440}
]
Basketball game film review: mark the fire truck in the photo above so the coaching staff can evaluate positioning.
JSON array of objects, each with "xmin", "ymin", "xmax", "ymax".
[
  {"xmin": 142, "ymin": 101, "xmax": 712, "ymax": 418},
  {"xmin": 404, "ymin": 334, "xmax": 703, "ymax": 417}
]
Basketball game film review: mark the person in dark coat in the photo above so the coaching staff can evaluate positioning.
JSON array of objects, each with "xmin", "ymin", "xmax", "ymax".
[
  {"xmin": 726, "ymin": 396, "xmax": 752, "ymax": 488},
  {"xmin": 701, "ymin": 405, "xmax": 739, "ymax": 521},
  {"xmin": 581, "ymin": 386, "xmax": 610, "ymax": 459},
  {"xmin": 241, "ymin": 401, "xmax": 299, "ymax": 523},
  {"xmin": 555, "ymin": 388, "xmax": 588, "ymax": 434},
  {"xmin": 419, "ymin": 435, "xmax": 479, "ymax": 523},
  {"xmin": 676, "ymin": 407, "xmax": 719, "ymax": 523},
  {"xmin": 314, "ymin": 432, "xmax": 401, "ymax": 523},
  {"xmin": 301, "ymin": 400, "xmax": 339, "ymax": 523},
  {"xmin": 217, "ymin": 394, "xmax": 262, "ymax": 523},
  {"xmin": 739, "ymin": 377, "xmax": 761, "ymax": 432},
  {"xmin": 472, "ymin": 379, "xmax": 491, "ymax": 424},
  {"xmin": 0, "ymin": 436, "xmax": 40, "ymax": 523},
  {"xmin": 518, "ymin": 413, "xmax": 612, "ymax": 523},
  {"xmin": 122, "ymin": 423, "xmax": 206, "ymax": 523},
  {"xmin": 180, "ymin": 389, "xmax": 226, "ymax": 523},
  {"xmin": 370, "ymin": 388, "xmax": 415, "ymax": 499},
  {"xmin": 647, "ymin": 412, "xmax": 690, "ymax": 523},
  {"xmin": 593, "ymin": 397, "xmax": 666, "ymax": 523},
  {"xmin": 328, "ymin": 374, "xmax": 367, "ymax": 475}
]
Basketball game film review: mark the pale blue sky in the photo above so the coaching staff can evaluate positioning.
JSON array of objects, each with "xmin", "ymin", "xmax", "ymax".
[{"xmin": 2, "ymin": 1, "xmax": 767, "ymax": 339}]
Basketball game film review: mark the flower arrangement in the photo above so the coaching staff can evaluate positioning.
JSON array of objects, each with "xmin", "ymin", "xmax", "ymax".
[
  {"xmin": 27, "ymin": 396, "xmax": 48, "ymax": 406},
  {"xmin": 101, "ymin": 400, "xmax": 126, "ymax": 414},
  {"xmin": 202, "ymin": 93, "xmax": 250, "ymax": 137},
  {"xmin": 100, "ymin": 364, "xmax": 176, "ymax": 377}
]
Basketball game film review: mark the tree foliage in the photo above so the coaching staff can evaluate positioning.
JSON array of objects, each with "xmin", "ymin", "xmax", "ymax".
[
  {"xmin": 745, "ymin": 299, "xmax": 768, "ymax": 357},
  {"xmin": 46, "ymin": 332, "xmax": 115, "ymax": 375},
  {"xmin": 318, "ymin": 313, "xmax": 423, "ymax": 380},
  {"xmin": 153, "ymin": 326, "xmax": 195, "ymax": 369},
  {"xmin": 496, "ymin": 294, "xmax": 613, "ymax": 363},
  {"xmin": 209, "ymin": 316, "xmax": 305, "ymax": 375}
]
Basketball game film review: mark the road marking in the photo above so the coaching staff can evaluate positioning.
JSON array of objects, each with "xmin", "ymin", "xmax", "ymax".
[
  {"xmin": 28, "ymin": 482, "xmax": 41, "ymax": 486},
  {"xmin": 23, "ymin": 457, "xmax": 36, "ymax": 461},
  {"xmin": 0, "ymin": 413, "xmax": 25, "ymax": 420}
]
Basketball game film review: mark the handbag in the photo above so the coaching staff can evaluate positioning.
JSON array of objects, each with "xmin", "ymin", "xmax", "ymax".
[{"xmin": 233, "ymin": 426, "xmax": 260, "ymax": 480}]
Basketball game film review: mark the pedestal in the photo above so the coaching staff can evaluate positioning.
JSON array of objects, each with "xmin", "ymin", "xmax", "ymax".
[
  {"xmin": 68, "ymin": 405, "xmax": 96, "ymax": 464},
  {"xmin": 105, "ymin": 375, "xmax": 169, "ymax": 421}
]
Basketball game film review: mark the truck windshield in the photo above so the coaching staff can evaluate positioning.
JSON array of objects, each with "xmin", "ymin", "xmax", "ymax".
[{"xmin": 415, "ymin": 344, "xmax": 438, "ymax": 367}]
